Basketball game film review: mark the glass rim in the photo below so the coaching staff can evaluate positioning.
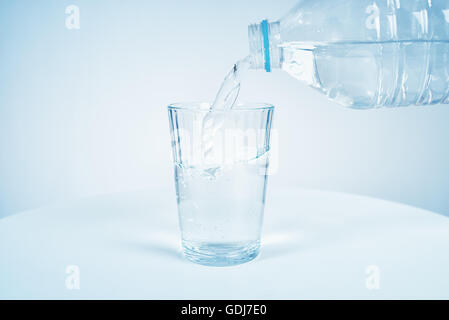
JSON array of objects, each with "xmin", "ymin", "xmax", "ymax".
[{"xmin": 167, "ymin": 102, "xmax": 274, "ymax": 112}]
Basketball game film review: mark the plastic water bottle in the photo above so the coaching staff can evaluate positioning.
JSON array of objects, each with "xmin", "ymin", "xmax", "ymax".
[{"xmin": 248, "ymin": 0, "xmax": 449, "ymax": 108}]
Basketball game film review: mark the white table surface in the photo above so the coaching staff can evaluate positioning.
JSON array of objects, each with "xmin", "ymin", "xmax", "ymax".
[{"xmin": 1, "ymin": 187, "xmax": 449, "ymax": 299}]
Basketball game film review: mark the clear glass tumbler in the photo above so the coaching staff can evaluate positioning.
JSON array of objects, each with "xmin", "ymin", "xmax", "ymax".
[{"xmin": 168, "ymin": 102, "xmax": 274, "ymax": 266}]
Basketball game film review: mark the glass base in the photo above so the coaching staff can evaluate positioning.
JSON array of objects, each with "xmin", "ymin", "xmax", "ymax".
[{"xmin": 182, "ymin": 240, "xmax": 260, "ymax": 267}]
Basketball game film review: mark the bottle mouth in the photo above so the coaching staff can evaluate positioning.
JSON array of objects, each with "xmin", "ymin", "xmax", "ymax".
[{"xmin": 248, "ymin": 20, "xmax": 281, "ymax": 72}]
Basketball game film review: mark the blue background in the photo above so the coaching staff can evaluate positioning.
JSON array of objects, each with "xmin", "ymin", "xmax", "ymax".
[{"xmin": 1, "ymin": 0, "xmax": 449, "ymax": 218}]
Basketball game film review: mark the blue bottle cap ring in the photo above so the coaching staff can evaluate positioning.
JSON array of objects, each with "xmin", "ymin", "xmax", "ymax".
[{"xmin": 261, "ymin": 19, "xmax": 271, "ymax": 72}]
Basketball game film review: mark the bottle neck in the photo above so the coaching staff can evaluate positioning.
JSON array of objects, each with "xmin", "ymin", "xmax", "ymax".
[{"xmin": 248, "ymin": 20, "xmax": 281, "ymax": 72}]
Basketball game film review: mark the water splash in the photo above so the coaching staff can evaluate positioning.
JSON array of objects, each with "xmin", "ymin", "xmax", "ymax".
[
  {"xmin": 211, "ymin": 56, "xmax": 253, "ymax": 110},
  {"xmin": 202, "ymin": 56, "xmax": 253, "ymax": 162}
]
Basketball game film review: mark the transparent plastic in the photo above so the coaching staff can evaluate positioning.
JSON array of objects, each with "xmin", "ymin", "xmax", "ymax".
[{"xmin": 248, "ymin": 0, "xmax": 449, "ymax": 108}]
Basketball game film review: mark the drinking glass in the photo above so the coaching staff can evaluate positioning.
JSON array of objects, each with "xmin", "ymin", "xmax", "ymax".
[{"xmin": 168, "ymin": 102, "xmax": 274, "ymax": 266}]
